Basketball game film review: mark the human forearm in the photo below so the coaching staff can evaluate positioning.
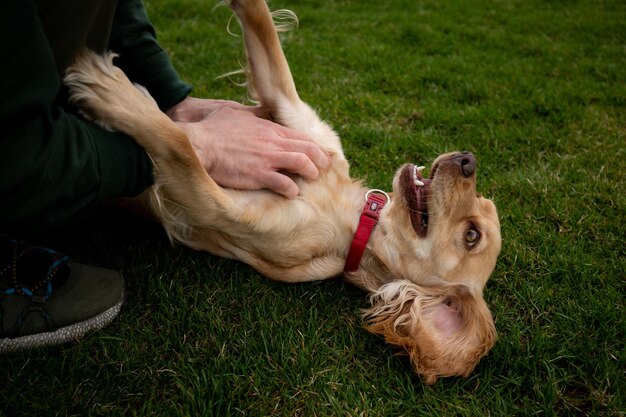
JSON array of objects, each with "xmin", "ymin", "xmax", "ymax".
[{"xmin": 108, "ymin": 0, "xmax": 192, "ymax": 110}]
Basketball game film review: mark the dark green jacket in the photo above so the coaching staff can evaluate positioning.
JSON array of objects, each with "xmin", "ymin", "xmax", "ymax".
[{"xmin": 0, "ymin": 0, "xmax": 192, "ymax": 230}]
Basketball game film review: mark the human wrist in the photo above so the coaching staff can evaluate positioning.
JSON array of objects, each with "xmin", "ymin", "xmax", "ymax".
[
  {"xmin": 165, "ymin": 96, "xmax": 192, "ymax": 118},
  {"xmin": 174, "ymin": 120, "xmax": 214, "ymax": 173}
]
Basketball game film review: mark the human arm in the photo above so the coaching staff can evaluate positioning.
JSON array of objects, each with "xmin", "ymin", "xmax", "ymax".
[
  {"xmin": 108, "ymin": 0, "xmax": 192, "ymax": 111},
  {"xmin": 0, "ymin": 0, "xmax": 154, "ymax": 230}
]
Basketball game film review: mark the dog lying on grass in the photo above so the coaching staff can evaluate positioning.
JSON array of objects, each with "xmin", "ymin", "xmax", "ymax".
[{"xmin": 64, "ymin": 0, "xmax": 502, "ymax": 384}]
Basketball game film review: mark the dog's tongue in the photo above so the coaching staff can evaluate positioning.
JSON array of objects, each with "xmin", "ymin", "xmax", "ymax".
[{"xmin": 416, "ymin": 179, "xmax": 431, "ymax": 210}]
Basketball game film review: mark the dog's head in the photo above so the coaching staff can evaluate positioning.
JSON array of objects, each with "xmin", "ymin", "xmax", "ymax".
[{"xmin": 347, "ymin": 151, "xmax": 501, "ymax": 383}]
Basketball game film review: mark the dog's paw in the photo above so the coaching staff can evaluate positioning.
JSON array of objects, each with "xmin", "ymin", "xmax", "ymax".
[
  {"xmin": 64, "ymin": 50, "xmax": 119, "ymax": 129},
  {"xmin": 64, "ymin": 50, "xmax": 159, "ymax": 132}
]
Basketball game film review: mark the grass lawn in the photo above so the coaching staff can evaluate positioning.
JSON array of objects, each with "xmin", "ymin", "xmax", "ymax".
[{"xmin": 2, "ymin": 0, "xmax": 624, "ymax": 415}]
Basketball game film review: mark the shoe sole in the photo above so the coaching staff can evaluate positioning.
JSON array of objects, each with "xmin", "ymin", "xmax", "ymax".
[{"xmin": 0, "ymin": 291, "xmax": 124, "ymax": 354}]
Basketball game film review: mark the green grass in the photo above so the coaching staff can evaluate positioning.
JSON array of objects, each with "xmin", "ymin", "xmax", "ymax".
[{"xmin": 2, "ymin": 0, "xmax": 625, "ymax": 415}]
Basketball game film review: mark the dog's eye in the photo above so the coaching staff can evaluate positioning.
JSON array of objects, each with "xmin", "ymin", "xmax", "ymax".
[{"xmin": 466, "ymin": 227, "xmax": 480, "ymax": 248}]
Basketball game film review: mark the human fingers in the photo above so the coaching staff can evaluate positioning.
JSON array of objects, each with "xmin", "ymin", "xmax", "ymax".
[
  {"xmin": 277, "ymin": 136, "xmax": 331, "ymax": 173},
  {"xmin": 270, "ymin": 151, "xmax": 320, "ymax": 182},
  {"xmin": 271, "ymin": 124, "xmax": 331, "ymax": 171},
  {"xmin": 261, "ymin": 171, "xmax": 299, "ymax": 199}
]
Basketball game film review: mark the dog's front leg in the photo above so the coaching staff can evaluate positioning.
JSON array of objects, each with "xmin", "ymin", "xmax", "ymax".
[
  {"xmin": 226, "ymin": 0, "xmax": 300, "ymax": 114},
  {"xmin": 225, "ymin": 0, "xmax": 344, "ymax": 155},
  {"xmin": 65, "ymin": 50, "xmax": 238, "ymax": 233}
]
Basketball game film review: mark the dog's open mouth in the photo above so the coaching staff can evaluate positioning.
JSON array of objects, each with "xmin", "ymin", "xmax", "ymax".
[{"xmin": 401, "ymin": 163, "xmax": 438, "ymax": 237}]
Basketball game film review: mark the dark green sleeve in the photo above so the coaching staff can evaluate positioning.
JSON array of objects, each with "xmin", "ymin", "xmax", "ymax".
[
  {"xmin": 0, "ymin": 0, "xmax": 154, "ymax": 230},
  {"xmin": 109, "ymin": 0, "xmax": 193, "ymax": 111}
]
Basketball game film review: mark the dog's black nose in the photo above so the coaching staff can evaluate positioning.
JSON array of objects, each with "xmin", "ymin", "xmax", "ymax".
[{"xmin": 456, "ymin": 151, "xmax": 476, "ymax": 177}]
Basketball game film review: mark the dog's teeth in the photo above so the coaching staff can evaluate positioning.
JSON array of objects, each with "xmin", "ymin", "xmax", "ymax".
[{"xmin": 413, "ymin": 165, "xmax": 426, "ymax": 186}]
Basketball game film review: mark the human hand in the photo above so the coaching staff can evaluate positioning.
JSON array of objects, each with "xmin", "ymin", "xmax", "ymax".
[{"xmin": 166, "ymin": 97, "xmax": 331, "ymax": 198}]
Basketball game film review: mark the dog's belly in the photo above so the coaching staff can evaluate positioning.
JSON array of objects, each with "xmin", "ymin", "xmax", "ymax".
[{"xmin": 187, "ymin": 173, "xmax": 363, "ymax": 282}]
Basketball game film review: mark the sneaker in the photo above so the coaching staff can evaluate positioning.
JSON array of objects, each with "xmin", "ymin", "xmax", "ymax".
[{"xmin": 0, "ymin": 236, "xmax": 125, "ymax": 353}]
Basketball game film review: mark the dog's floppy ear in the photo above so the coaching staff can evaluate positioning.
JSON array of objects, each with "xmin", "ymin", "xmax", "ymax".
[{"xmin": 363, "ymin": 280, "xmax": 496, "ymax": 384}]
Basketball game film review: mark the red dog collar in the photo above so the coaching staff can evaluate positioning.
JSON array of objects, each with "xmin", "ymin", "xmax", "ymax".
[{"xmin": 344, "ymin": 190, "xmax": 390, "ymax": 273}]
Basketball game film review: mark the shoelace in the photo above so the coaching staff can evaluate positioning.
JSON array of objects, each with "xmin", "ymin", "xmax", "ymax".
[{"xmin": 0, "ymin": 239, "xmax": 70, "ymax": 337}]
